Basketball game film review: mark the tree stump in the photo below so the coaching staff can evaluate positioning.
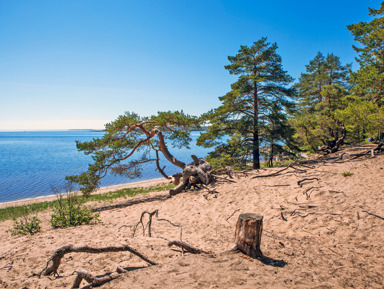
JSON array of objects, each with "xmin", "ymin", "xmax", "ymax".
[{"xmin": 234, "ymin": 213, "xmax": 263, "ymax": 258}]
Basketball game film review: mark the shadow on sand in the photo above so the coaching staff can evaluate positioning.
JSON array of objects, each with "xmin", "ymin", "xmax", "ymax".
[{"xmin": 257, "ymin": 255, "xmax": 287, "ymax": 267}]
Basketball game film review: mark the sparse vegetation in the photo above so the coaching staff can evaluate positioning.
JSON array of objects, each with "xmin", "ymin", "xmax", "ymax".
[
  {"xmin": 8, "ymin": 214, "xmax": 41, "ymax": 236},
  {"xmin": 0, "ymin": 183, "xmax": 174, "ymax": 222},
  {"xmin": 342, "ymin": 172, "xmax": 354, "ymax": 177},
  {"xmin": 50, "ymin": 190, "xmax": 100, "ymax": 228}
]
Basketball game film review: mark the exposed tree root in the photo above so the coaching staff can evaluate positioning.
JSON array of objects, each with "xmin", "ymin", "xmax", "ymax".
[
  {"xmin": 131, "ymin": 209, "xmax": 182, "ymax": 240},
  {"xmin": 40, "ymin": 244, "xmax": 157, "ymax": 277},
  {"xmin": 297, "ymin": 178, "xmax": 320, "ymax": 187},
  {"xmin": 363, "ymin": 210, "xmax": 384, "ymax": 221},
  {"xmin": 72, "ymin": 269, "xmax": 121, "ymax": 289},
  {"xmin": 129, "ymin": 210, "xmax": 210, "ymax": 256},
  {"xmin": 167, "ymin": 240, "xmax": 211, "ymax": 255},
  {"xmin": 252, "ymin": 163, "xmax": 307, "ymax": 179}
]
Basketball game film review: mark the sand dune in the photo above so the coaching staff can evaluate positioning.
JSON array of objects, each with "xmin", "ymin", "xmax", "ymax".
[{"xmin": 0, "ymin": 145, "xmax": 383, "ymax": 288}]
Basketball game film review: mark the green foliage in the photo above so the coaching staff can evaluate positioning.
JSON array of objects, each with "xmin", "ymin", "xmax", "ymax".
[
  {"xmin": 336, "ymin": 96, "xmax": 384, "ymax": 141},
  {"xmin": 66, "ymin": 111, "xmax": 200, "ymax": 195},
  {"xmin": 8, "ymin": 213, "xmax": 41, "ymax": 236},
  {"xmin": 292, "ymin": 52, "xmax": 351, "ymax": 152},
  {"xmin": 347, "ymin": 2, "xmax": 384, "ymax": 104},
  {"xmin": 50, "ymin": 186, "xmax": 100, "ymax": 228},
  {"xmin": 342, "ymin": 172, "xmax": 354, "ymax": 177},
  {"xmin": 199, "ymin": 37, "xmax": 296, "ymax": 169}
]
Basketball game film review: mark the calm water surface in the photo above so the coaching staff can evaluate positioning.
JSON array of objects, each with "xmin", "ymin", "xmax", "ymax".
[{"xmin": 0, "ymin": 130, "xmax": 211, "ymax": 203}]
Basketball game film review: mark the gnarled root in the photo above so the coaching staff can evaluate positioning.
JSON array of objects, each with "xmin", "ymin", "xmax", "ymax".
[
  {"xmin": 72, "ymin": 269, "xmax": 121, "ymax": 289},
  {"xmin": 40, "ymin": 244, "xmax": 157, "ymax": 277},
  {"xmin": 168, "ymin": 240, "xmax": 211, "ymax": 255}
]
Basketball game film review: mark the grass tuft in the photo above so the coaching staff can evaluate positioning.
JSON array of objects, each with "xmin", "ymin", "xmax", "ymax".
[{"xmin": 342, "ymin": 172, "xmax": 354, "ymax": 177}]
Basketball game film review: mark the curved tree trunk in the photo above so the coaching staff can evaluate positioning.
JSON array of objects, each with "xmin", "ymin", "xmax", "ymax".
[{"xmin": 154, "ymin": 129, "xmax": 186, "ymax": 169}]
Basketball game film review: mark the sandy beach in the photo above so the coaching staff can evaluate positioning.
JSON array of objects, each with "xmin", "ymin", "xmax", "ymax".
[
  {"xmin": 0, "ymin": 178, "xmax": 168, "ymax": 209},
  {"xmin": 0, "ymin": 145, "xmax": 383, "ymax": 288}
]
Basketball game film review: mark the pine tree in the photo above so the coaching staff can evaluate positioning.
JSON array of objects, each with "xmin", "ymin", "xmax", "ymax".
[
  {"xmin": 295, "ymin": 52, "xmax": 351, "ymax": 111},
  {"xmin": 343, "ymin": 2, "xmax": 384, "ymax": 141},
  {"xmin": 347, "ymin": 2, "xmax": 384, "ymax": 103},
  {"xmin": 198, "ymin": 37, "xmax": 295, "ymax": 169},
  {"xmin": 293, "ymin": 53, "xmax": 350, "ymax": 153}
]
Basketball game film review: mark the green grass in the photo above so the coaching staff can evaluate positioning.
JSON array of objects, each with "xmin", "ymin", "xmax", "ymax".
[
  {"xmin": 0, "ymin": 182, "xmax": 175, "ymax": 222},
  {"xmin": 342, "ymin": 172, "xmax": 354, "ymax": 177}
]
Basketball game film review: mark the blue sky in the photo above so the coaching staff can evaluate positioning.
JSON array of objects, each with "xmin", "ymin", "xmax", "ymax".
[{"xmin": 0, "ymin": 0, "xmax": 381, "ymax": 130}]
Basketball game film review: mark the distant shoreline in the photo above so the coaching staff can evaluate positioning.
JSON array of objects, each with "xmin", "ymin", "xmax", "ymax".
[{"xmin": 0, "ymin": 177, "xmax": 168, "ymax": 209}]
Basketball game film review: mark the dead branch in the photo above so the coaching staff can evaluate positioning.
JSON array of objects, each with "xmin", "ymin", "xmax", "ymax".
[
  {"xmin": 167, "ymin": 240, "xmax": 210, "ymax": 254},
  {"xmin": 72, "ymin": 269, "xmax": 121, "ymax": 289},
  {"xmin": 295, "ymin": 212, "xmax": 343, "ymax": 218},
  {"xmin": 40, "ymin": 244, "xmax": 157, "ymax": 277},
  {"xmin": 281, "ymin": 212, "xmax": 288, "ymax": 221},
  {"xmin": 226, "ymin": 209, "xmax": 240, "ymax": 222},
  {"xmin": 131, "ymin": 209, "xmax": 182, "ymax": 240},
  {"xmin": 363, "ymin": 210, "xmax": 384, "ymax": 221},
  {"xmin": 264, "ymin": 184, "xmax": 290, "ymax": 187},
  {"xmin": 211, "ymin": 174, "xmax": 237, "ymax": 183},
  {"xmin": 303, "ymin": 186, "xmax": 321, "ymax": 199},
  {"xmin": 298, "ymin": 178, "xmax": 320, "ymax": 187}
]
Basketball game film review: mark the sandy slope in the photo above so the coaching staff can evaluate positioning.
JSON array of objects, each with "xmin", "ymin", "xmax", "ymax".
[{"xmin": 0, "ymin": 145, "xmax": 383, "ymax": 288}]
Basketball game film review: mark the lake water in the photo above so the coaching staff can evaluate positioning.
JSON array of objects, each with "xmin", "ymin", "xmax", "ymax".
[{"xmin": 0, "ymin": 130, "xmax": 212, "ymax": 203}]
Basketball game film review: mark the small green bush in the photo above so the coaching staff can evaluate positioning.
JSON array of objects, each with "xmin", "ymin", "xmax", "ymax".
[
  {"xmin": 342, "ymin": 171, "xmax": 354, "ymax": 177},
  {"xmin": 8, "ymin": 215, "xmax": 41, "ymax": 236},
  {"xmin": 50, "ymin": 188, "xmax": 100, "ymax": 228}
]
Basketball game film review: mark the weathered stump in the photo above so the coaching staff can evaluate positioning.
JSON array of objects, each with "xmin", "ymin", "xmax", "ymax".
[{"xmin": 234, "ymin": 213, "xmax": 263, "ymax": 258}]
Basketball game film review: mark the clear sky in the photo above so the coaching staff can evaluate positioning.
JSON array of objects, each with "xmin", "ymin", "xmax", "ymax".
[{"xmin": 0, "ymin": 0, "xmax": 381, "ymax": 131}]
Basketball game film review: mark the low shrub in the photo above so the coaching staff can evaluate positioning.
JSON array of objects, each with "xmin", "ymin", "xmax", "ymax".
[
  {"xmin": 50, "ymin": 186, "xmax": 100, "ymax": 228},
  {"xmin": 8, "ymin": 215, "xmax": 41, "ymax": 236}
]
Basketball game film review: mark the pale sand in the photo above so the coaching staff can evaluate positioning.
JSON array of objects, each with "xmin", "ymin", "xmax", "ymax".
[{"xmin": 0, "ymin": 145, "xmax": 383, "ymax": 288}]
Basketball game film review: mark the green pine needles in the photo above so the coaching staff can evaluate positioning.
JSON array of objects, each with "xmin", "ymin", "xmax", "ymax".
[{"xmin": 198, "ymin": 37, "xmax": 296, "ymax": 169}]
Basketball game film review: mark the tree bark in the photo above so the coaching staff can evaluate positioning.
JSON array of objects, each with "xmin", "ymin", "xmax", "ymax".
[
  {"xmin": 169, "ymin": 155, "xmax": 212, "ymax": 196},
  {"xmin": 234, "ymin": 213, "xmax": 263, "ymax": 258},
  {"xmin": 253, "ymin": 81, "xmax": 260, "ymax": 169},
  {"xmin": 72, "ymin": 269, "xmax": 120, "ymax": 289}
]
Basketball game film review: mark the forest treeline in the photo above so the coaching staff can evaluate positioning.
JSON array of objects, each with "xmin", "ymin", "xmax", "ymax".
[{"xmin": 67, "ymin": 2, "xmax": 384, "ymax": 195}]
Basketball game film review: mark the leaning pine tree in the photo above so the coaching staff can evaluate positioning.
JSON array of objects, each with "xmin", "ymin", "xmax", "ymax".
[
  {"xmin": 66, "ymin": 111, "xmax": 218, "ymax": 196},
  {"xmin": 198, "ymin": 37, "xmax": 295, "ymax": 169}
]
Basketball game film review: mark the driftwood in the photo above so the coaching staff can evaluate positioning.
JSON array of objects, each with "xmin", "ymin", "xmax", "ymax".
[
  {"xmin": 40, "ymin": 244, "xmax": 157, "ymax": 277},
  {"xmin": 72, "ymin": 269, "xmax": 121, "ymax": 289},
  {"xmin": 131, "ymin": 209, "xmax": 182, "ymax": 240},
  {"xmin": 168, "ymin": 156, "xmax": 249, "ymax": 196}
]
